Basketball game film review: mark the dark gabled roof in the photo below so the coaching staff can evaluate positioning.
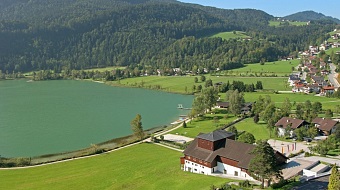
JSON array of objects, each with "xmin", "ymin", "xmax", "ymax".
[
  {"xmin": 289, "ymin": 74, "xmax": 300, "ymax": 81},
  {"xmin": 275, "ymin": 117, "xmax": 307, "ymax": 129},
  {"xmin": 216, "ymin": 102, "xmax": 229, "ymax": 108},
  {"xmin": 197, "ymin": 130, "xmax": 234, "ymax": 141},
  {"xmin": 312, "ymin": 118, "xmax": 338, "ymax": 131},
  {"xmin": 183, "ymin": 138, "xmax": 256, "ymax": 169},
  {"xmin": 311, "ymin": 76, "xmax": 324, "ymax": 84}
]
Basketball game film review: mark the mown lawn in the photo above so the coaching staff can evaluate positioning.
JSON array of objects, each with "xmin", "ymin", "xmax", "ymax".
[
  {"xmin": 170, "ymin": 112, "xmax": 238, "ymax": 138},
  {"xmin": 0, "ymin": 143, "xmax": 232, "ymax": 190},
  {"xmin": 230, "ymin": 60, "xmax": 300, "ymax": 76},
  {"xmin": 234, "ymin": 118, "xmax": 271, "ymax": 140},
  {"xmin": 209, "ymin": 31, "xmax": 251, "ymax": 40}
]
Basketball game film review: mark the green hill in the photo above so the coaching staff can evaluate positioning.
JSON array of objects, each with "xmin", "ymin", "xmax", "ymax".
[{"xmin": 283, "ymin": 11, "xmax": 340, "ymax": 24}]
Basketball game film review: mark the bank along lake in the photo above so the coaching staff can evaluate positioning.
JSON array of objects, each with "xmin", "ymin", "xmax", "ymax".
[{"xmin": 0, "ymin": 80, "xmax": 193, "ymax": 158}]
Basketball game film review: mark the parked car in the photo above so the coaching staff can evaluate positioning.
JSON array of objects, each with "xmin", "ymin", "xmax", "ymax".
[{"xmin": 303, "ymin": 137, "xmax": 312, "ymax": 142}]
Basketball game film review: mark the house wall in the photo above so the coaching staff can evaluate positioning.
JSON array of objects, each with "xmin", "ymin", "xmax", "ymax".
[
  {"xmin": 184, "ymin": 155, "xmax": 212, "ymax": 167},
  {"xmin": 303, "ymin": 169, "xmax": 317, "ymax": 177},
  {"xmin": 183, "ymin": 159, "xmax": 212, "ymax": 175},
  {"xmin": 278, "ymin": 127, "xmax": 285, "ymax": 137},
  {"xmin": 197, "ymin": 138, "xmax": 214, "ymax": 151},
  {"xmin": 215, "ymin": 161, "xmax": 255, "ymax": 180}
]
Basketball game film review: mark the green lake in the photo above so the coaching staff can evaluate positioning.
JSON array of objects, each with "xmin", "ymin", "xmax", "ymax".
[{"xmin": 0, "ymin": 80, "xmax": 193, "ymax": 157}]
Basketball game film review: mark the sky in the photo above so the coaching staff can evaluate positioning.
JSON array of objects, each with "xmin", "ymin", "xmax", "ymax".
[{"xmin": 178, "ymin": 0, "xmax": 340, "ymax": 20}]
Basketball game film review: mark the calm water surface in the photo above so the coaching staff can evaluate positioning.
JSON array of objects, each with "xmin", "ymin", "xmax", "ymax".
[{"xmin": 0, "ymin": 80, "xmax": 193, "ymax": 157}]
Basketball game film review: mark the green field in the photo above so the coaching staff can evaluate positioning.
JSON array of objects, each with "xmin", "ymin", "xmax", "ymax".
[
  {"xmin": 269, "ymin": 21, "xmax": 308, "ymax": 27},
  {"xmin": 0, "ymin": 143, "xmax": 232, "ymax": 190},
  {"xmin": 325, "ymin": 47, "xmax": 340, "ymax": 55},
  {"xmin": 112, "ymin": 75, "xmax": 291, "ymax": 94},
  {"xmin": 210, "ymin": 31, "xmax": 251, "ymax": 40},
  {"xmin": 241, "ymin": 92, "xmax": 340, "ymax": 111},
  {"xmin": 230, "ymin": 60, "xmax": 300, "ymax": 76},
  {"xmin": 170, "ymin": 113, "xmax": 237, "ymax": 138},
  {"xmin": 84, "ymin": 66, "xmax": 126, "ymax": 72},
  {"xmin": 234, "ymin": 118, "xmax": 270, "ymax": 140}
]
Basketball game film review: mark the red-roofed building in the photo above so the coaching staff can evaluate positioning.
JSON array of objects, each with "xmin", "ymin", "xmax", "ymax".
[{"xmin": 180, "ymin": 130, "xmax": 287, "ymax": 180}]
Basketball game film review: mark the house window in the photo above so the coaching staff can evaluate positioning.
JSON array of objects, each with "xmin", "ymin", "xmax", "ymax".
[{"xmin": 234, "ymin": 171, "xmax": 238, "ymax": 176}]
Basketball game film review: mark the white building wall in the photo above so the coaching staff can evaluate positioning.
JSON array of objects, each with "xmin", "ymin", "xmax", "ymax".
[
  {"xmin": 183, "ymin": 160, "xmax": 256, "ymax": 181},
  {"xmin": 278, "ymin": 128, "xmax": 285, "ymax": 137},
  {"xmin": 183, "ymin": 160, "xmax": 212, "ymax": 175},
  {"xmin": 216, "ymin": 162, "xmax": 255, "ymax": 180},
  {"xmin": 303, "ymin": 169, "xmax": 317, "ymax": 177}
]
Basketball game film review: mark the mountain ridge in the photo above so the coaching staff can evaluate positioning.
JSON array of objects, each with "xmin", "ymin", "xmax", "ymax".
[{"xmin": 283, "ymin": 10, "xmax": 340, "ymax": 24}]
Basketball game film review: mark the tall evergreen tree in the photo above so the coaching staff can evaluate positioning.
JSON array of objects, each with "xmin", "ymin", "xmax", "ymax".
[{"xmin": 328, "ymin": 164, "xmax": 340, "ymax": 190}]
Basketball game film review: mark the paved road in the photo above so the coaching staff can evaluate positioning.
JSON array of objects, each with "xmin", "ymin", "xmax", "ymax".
[
  {"xmin": 292, "ymin": 175, "xmax": 329, "ymax": 190},
  {"xmin": 328, "ymin": 63, "xmax": 340, "ymax": 88}
]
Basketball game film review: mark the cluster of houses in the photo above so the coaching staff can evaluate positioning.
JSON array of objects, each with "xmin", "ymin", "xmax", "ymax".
[
  {"xmin": 289, "ymin": 73, "xmax": 335, "ymax": 95},
  {"xmin": 289, "ymin": 42, "xmax": 339, "ymax": 95},
  {"xmin": 275, "ymin": 117, "xmax": 339, "ymax": 137}
]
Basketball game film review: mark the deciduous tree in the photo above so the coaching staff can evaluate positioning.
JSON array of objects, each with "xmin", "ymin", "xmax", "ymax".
[
  {"xmin": 238, "ymin": 132, "xmax": 255, "ymax": 144},
  {"xmin": 130, "ymin": 114, "xmax": 144, "ymax": 140}
]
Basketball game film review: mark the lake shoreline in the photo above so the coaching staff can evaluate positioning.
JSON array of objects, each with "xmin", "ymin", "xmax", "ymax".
[{"xmin": 0, "ymin": 78, "xmax": 192, "ymax": 160}]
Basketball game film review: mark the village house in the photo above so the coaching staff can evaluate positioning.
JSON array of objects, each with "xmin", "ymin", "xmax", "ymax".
[
  {"xmin": 288, "ymin": 74, "xmax": 300, "ymax": 86},
  {"xmin": 275, "ymin": 117, "xmax": 309, "ymax": 137},
  {"xmin": 180, "ymin": 130, "xmax": 287, "ymax": 180},
  {"xmin": 321, "ymin": 86, "xmax": 335, "ymax": 96},
  {"xmin": 312, "ymin": 118, "xmax": 339, "ymax": 136},
  {"xmin": 215, "ymin": 102, "xmax": 253, "ymax": 114}
]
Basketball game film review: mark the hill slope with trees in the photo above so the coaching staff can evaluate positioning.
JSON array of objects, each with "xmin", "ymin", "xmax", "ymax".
[
  {"xmin": 0, "ymin": 0, "xmax": 336, "ymax": 75},
  {"xmin": 283, "ymin": 11, "xmax": 340, "ymax": 24}
]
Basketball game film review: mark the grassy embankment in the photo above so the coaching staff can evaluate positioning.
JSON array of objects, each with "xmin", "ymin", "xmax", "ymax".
[
  {"xmin": 269, "ymin": 21, "xmax": 308, "ymax": 27},
  {"xmin": 209, "ymin": 31, "xmax": 251, "ymax": 40},
  {"xmin": 0, "ymin": 143, "xmax": 232, "ymax": 190}
]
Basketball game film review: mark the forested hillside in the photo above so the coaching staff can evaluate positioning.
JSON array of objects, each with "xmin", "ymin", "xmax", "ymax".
[
  {"xmin": 0, "ymin": 0, "xmax": 336, "ymax": 74},
  {"xmin": 283, "ymin": 11, "xmax": 340, "ymax": 24}
]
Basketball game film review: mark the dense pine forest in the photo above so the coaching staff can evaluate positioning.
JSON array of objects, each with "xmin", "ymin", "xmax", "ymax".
[{"xmin": 0, "ymin": 0, "xmax": 336, "ymax": 76}]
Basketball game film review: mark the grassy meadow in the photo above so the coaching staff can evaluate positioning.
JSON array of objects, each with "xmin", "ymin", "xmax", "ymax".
[
  {"xmin": 234, "ymin": 118, "xmax": 270, "ymax": 140},
  {"xmin": 241, "ymin": 92, "xmax": 340, "ymax": 111},
  {"xmin": 209, "ymin": 31, "xmax": 251, "ymax": 40},
  {"xmin": 230, "ymin": 60, "xmax": 300, "ymax": 77},
  {"xmin": 325, "ymin": 47, "xmax": 340, "ymax": 55},
  {"xmin": 111, "ymin": 75, "xmax": 291, "ymax": 94},
  {"xmin": 170, "ymin": 112, "xmax": 237, "ymax": 138},
  {"xmin": 84, "ymin": 66, "xmax": 126, "ymax": 72},
  {"xmin": 0, "ymin": 143, "xmax": 232, "ymax": 190},
  {"xmin": 269, "ymin": 21, "xmax": 307, "ymax": 27}
]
